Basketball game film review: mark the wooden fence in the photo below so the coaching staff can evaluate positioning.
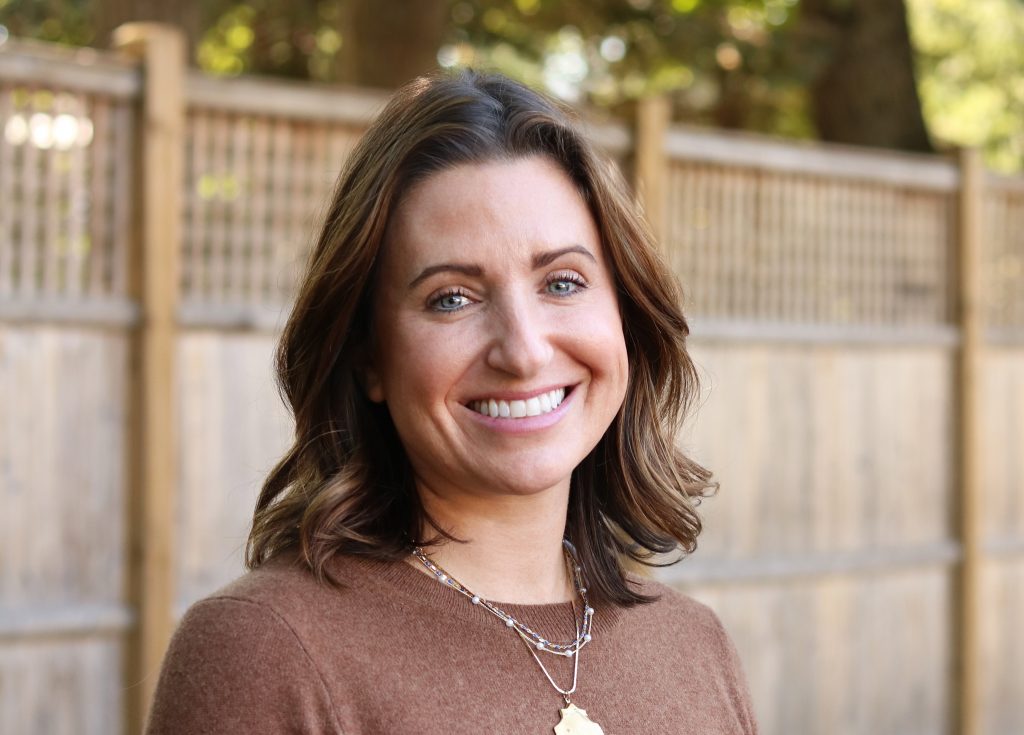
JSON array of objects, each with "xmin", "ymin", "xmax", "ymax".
[{"xmin": 0, "ymin": 26, "xmax": 1021, "ymax": 735}]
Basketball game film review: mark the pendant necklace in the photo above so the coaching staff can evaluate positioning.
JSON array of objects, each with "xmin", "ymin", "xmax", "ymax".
[{"xmin": 411, "ymin": 540, "xmax": 605, "ymax": 734}]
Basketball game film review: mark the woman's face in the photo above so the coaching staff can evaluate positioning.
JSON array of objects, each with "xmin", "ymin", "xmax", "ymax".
[{"xmin": 366, "ymin": 156, "xmax": 628, "ymax": 501}]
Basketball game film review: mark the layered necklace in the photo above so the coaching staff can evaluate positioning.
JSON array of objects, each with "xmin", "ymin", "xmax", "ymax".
[{"xmin": 410, "ymin": 539, "xmax": 606, "ymax": 734}]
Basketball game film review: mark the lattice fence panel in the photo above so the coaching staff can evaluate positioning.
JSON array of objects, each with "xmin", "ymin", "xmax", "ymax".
[
  {"xmin": 0, "ymin": 83, "xmax": 134, "ymax": 302},
  {"xmin": 985, "ymin": 179, "xmax": 1024, "ymax": 331},
  {"xmin": 665, "ymin": 162, "xmax": 956, "ymax": 326},
  {"xmin": 181, "ymin": 109, "xmax": 365, "ymax": 307}
]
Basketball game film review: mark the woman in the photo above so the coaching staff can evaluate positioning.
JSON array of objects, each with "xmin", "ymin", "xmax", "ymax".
[{"xmin": 146, "ymin": 70, "xmax": 758, "ymax": 735}]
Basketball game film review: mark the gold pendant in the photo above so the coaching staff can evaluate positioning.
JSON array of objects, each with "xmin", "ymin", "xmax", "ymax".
[{"xmin": 554, "ymin": 703, "xmax": 605, "ymax": 734}]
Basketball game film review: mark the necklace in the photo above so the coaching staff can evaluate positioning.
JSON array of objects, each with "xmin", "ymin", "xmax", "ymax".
[
  {"xmin": 410, "ymin": 541, "xmax": 594, "ymax": 655},
  {"xmin": 410, "ymin": 540, "xmax": 606, "ymax": 734}
]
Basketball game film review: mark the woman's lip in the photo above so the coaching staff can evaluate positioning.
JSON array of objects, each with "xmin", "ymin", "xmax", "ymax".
[
  {"xmin": 460, "ymin": 384, "xmax": 577, "ymax": 433},
  {"xmin": 462, "ymin": 383, "xmax": 575, "ymax": 404}
]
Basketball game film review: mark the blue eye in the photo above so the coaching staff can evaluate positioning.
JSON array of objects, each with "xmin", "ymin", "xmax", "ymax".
[
  {"xmin": 546, "ymin": 272, "xmax": 587, "ymax": 297},
  {"xmin": 431, "ymin": 290, "xmax": 472, "ymax": 312}
]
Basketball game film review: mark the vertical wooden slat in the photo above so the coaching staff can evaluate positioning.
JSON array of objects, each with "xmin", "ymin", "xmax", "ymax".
[
  {"xmin": 18, "ymin": 88, "xmax": 41, "ymax": 298},
  {"xmin": 268, "ymin": 118, "xmax": 292, "ymax": 303},
  {"xmin": 227, "ymin": 115, "xmax": 251, "ymax": 302},
  {"xmin": 665, "ymin": 161, "xmax": 680, "ymax": 284},
  {"xmin": 721, "ymin": 167, "xmax": 734, "ymax": 316},
  {"xmin": 634, "ymin": 95, "xmax": 670, "ymax": 247},
  {"xmin": 110, "ymin": 23, "xmax": 184, "ymax": 735},
  {"xmin": 286, "ymin": 121, "xmax": 313, "ymax": 289},
  {"xmin": 86, "ymin": 99, "xmax": 110, "ymax": 298},
  {"xmin": 247, "ymin": 117, "xmax": 270, "ymax": 304},
  {"xmin": 954, "ymin": 147, "xmax": 985, "ymax": 735},
  {"xmin": 64, "ymin": 97, "xmax": 89, "ymax": 298},
  {"xmin": 184, "ymin": 110, "xmax": 209, "ymax": 302},
  {"xmin": 109, "ymin": 101, "xmax": 133, "ymax": 297},
  {"xmin": 42, "ymin": 107, "xmax": 62, "ymax": 295},
  {"xmin": 993, "ymin": 192, "xmax": 1009, "ymax": 329},
  {"xmin": 208, "ymin": 112, "xmax": 230, "ymax": 302},
  {"xmin": 0, "ymin": 86, "xmax": 14, "ymax": 295}
]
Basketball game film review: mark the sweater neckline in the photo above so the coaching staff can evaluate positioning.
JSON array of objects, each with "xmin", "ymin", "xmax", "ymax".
[{"xmin": 328, "ymin": 551, "xmax": 625, "ymax": 634}]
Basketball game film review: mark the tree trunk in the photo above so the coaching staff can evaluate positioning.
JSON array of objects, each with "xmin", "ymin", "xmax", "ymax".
[
  {"xmin": 800, "ymin": 0, "xmax": 932, "ymax": 152},
  {"xmin": 337, "ymin": 0, "xmax": 449, "ymax": 89}
]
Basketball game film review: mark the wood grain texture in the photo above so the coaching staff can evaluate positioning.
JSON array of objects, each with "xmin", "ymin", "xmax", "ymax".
[
  {"xmin": 110, "ymin": 23, "xmax": 185, "ymax": 733},
  {"xmin": 174, "ymin": 331, "xmax": 292, "ymax": 612},
  {"xmin": 0, "ymin": 326, "xmax": 128, "ymax": 608},
  {"xmin": 0, "ymin": 638, "xmax": 125, "ymax": 735},
  {"xmin": 677, "ymin": 569, "xmax": 951, "ymax": 735},
  {"xmin": 955, "ymin": 147, "xmax": 985, "ymax": 735},
  {"xmin": 984, "ymin": 184, "xmax": 1024, "ymax": 330},
  {"xmin": 979, "ymin": 557, "xmax": 1024, "ymax": 735},
  {"xmin": 0, "ymin": 326, "xmax": 129, "ymax": 735},
  {"xmin": 980, "ymin": 349, "xmax": 1024, "ymax": 542},
  {"xmin": 681, "ymin": 342, "xmax": 954, "ymax": 559}
]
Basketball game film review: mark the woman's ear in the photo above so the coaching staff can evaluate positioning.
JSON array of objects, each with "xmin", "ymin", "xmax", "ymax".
[
  {"xmin": 354, "ymin": 347, "xmax": 386, "ymax": 403},
  {"xmin": 362, "ymin": 367, "xmax": 385, "ymax": 403}
]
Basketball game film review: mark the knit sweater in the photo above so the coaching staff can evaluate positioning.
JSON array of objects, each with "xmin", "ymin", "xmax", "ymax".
[{"xmin": 145, "ymin": 551, "xmax": 758, "ymax": 734}]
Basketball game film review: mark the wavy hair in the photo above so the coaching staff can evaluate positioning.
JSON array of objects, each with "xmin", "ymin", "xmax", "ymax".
[{"xmin": 246, "ymin": 69, "xmax": 715, "ymax": 607}]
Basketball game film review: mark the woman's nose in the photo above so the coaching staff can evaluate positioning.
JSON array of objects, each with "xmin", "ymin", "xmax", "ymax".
[{"xmin": 485, "ymin": 298, "xmax": 555, "ymax": 378}]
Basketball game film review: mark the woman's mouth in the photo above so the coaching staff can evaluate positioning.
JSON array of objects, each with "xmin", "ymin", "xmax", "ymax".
[{"xmin": 467, "ymin": 387, "xmax": 569, "ymax": 419}]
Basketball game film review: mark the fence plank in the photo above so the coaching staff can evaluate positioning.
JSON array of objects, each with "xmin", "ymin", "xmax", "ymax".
[
  {"xmin": 955, "ymin": 147, "xmax": 985, "ymax": 735},
  {"xmin": 110, "ymin": 23, "xmax": 185, "ymax": 735},
  {"xmin": 665, "ymin": 124, "xmax": 959, "ymax": 190},
  {"xmin": 0, "ymin": 86, "xmax": 14, "ymax": 295},
  {"xmin": 634, "ymin": 96, "xmax": 670, "ymax": 245}
]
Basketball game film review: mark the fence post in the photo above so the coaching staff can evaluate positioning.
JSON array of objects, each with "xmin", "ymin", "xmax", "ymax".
[
  {"xmin": 111, "ymin": 23, "xmax": 184, "ymax": 734},
  {"xmin": 634, "ymin": 95, "xmax": 671, "ymax": 246},
  {"xmin": 954, "ymin": 147, "xmax": 985, "ymax": 735}
]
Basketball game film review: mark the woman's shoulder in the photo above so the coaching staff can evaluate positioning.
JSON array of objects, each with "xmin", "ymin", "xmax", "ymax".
[
  {"xmin": 178, "ymin": 550, "xmax": 381, "ymax": 643},
  {"xmin": 621, "ymin": 571, "xmax": 759, "ymax": 733},
  {"xmin": 146, "ymin": 553, "xmax": 347, "ymax": 734},
  {"xmin": 624, "ymin": 570, "xmax": 724, "ymax": 629},
  {"xmin": 621, "ymin": 570, "xmax": 748, "ymax": 672},
  {"xmin": 198, "ymin": 550, "xmax": 328, "ymax": 610}
]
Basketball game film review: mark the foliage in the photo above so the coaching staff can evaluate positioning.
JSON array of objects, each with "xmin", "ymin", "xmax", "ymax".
[
  {"xmin": 0, "ymin": 0, "xmax": 1021, "ymax": 169},
  {"xmin": 0, "ymin": 0, "xmax": 93, "ymax": 46},
  {"xmin": 196, "ymin": 1, "xmax": 339, "ymax": 80},
  {"xmin": 441, "ymin": 0, "xmax": 814, "ymax": 137},
  {"xmin": 907, "ymin": 0, "xmax": 1024, "ymax": 172}
]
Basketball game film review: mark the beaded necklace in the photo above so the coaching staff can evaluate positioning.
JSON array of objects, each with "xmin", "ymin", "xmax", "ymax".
[{"xmin": 410, "ymin": 539, "xmax": 605, "ymax": 734}]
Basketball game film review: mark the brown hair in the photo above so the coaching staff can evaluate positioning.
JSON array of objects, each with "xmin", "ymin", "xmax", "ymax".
[{"xmin": 246, "ymin": 69, "xmax": 714, "ymax": 607}]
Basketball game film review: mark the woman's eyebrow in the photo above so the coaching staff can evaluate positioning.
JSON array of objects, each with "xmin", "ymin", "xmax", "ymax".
[
  {"xmin": 532, "ymin": 244, "xmax": 596, "ymax": 269},
  {"xmin": 408, "ymin": 244, "xmax": 595, "ymax": 289},
  {"xmin": 408, "ymin": 263, "xmax": 483, "ymax": 289}
]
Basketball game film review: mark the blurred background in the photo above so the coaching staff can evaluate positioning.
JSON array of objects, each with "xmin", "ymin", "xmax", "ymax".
[{"xmin": 0, "ymin": 1, "xmax": 1021, "ymax": 734}]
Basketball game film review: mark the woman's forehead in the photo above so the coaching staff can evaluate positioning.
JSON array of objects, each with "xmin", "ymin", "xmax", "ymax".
[{"xmin": 383, "ymin": 157, "xmax": 601, "ymax": 271}]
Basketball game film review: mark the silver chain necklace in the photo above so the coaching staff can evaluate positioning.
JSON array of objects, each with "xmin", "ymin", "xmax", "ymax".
[
  {"xmin": 410, "ymin": 540, "xmax": 594, "ymax": 655},
  {"xmin": 410, "ymin": 539, "xmax": 606, "ymax": 734}
]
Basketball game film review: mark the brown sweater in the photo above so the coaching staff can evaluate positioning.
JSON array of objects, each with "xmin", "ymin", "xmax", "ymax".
[{"xmin": 145, "ymin": 551, "xmax": 758, "ymax": 734}]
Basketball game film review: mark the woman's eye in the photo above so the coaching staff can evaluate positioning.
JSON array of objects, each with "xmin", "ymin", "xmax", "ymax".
[
  {"xmin": 546, "ymin": 273, "xmax": 587, "ymax": 296},
  {"xmin": 431, "ymin": 291, "xmax": 472, "ymax": 312}
]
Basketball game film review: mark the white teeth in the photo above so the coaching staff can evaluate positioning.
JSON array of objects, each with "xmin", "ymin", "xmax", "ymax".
[{"xmin": 470, "ymin": 387, "xmax": 568, "ymax": 419}]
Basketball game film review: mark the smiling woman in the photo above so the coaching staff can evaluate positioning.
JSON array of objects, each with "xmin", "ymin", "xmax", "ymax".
[
  {"xmin": 144, "ymin": 70, "xmax": 759, "ymax": 735},
  {"xmin": 365, "ymin": 157, "xmax": 628, "ymax": 503}
]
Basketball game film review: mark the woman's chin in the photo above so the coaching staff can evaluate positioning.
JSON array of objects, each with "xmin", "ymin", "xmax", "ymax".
[{"xmin": 465, "ymin": 464, "xmax": 575, "ymax": 499}]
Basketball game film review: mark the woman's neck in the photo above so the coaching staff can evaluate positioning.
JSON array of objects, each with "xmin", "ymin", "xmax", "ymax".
[{"xmin": 407, "ymin": 482, "xmax": 574, "ymax": 605}]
